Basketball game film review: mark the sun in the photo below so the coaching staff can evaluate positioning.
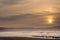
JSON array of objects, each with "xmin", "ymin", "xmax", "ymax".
[
  {"xmin": 48, "ymin": 19, "xmax": 53, "ymax": 24},
  {"xmin": 46, "ymin": 16, "xmax": 54, "ymax": 24}
]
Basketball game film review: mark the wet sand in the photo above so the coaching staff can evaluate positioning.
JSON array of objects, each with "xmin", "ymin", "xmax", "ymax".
[{"xmin": 0, "ymin": 37, "xmax": 60, "ymax": 40}]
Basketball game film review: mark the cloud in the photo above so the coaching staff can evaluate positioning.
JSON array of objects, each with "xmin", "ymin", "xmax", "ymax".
[
  {"xmin": 0, "ymin": 0, "xmax": 60, "ymax": 17},
  {"xmin": 0, "ymin": 14, "xmax": 59, "ymax": 28},
  {"xmin": 0, "ymin": 14, "xmax": 53, "ymax": 28},
  {"xmin": 0, "ymin": 0, "xmax": 21, "ymax": 6}
]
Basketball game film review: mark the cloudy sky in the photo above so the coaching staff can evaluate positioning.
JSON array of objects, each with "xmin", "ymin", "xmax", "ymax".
[
  {"xmin": 0, "ymin": 0, "xmax": 60, "ymax": 17},
  {"xmin": 0, "ymin": 0, "xmax": 60, "ymax": 28}
]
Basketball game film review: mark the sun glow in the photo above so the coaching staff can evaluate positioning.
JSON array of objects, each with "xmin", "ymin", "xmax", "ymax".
[
  {"xmin": 48, "ymin": 19, "xmax": 53, "ymax": 24},
  {"xmin": 48, "ymin": 16, "xmax": 53, "ymax": 24},
  {"xmin": 46, "ymin": 16, "xmax": 54, "ymax": 24}
]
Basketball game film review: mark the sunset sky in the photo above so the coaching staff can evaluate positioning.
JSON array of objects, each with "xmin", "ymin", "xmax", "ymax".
[
  {"xmin": 0, "ymin": 0, "xmax": 60, "ymax": 17},
  {"xmin": 0, "ymin": 0, "xmax": 60, "ymax": 28}
]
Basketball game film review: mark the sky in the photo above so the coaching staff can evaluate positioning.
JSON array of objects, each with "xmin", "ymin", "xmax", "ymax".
[
  {"xmin": 0, "ymin": 0, "xmax": 60, "ymax": 28},
  {"xmin": 0, "ymin": 0, "xmax": 60, "ymax": 17}
]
